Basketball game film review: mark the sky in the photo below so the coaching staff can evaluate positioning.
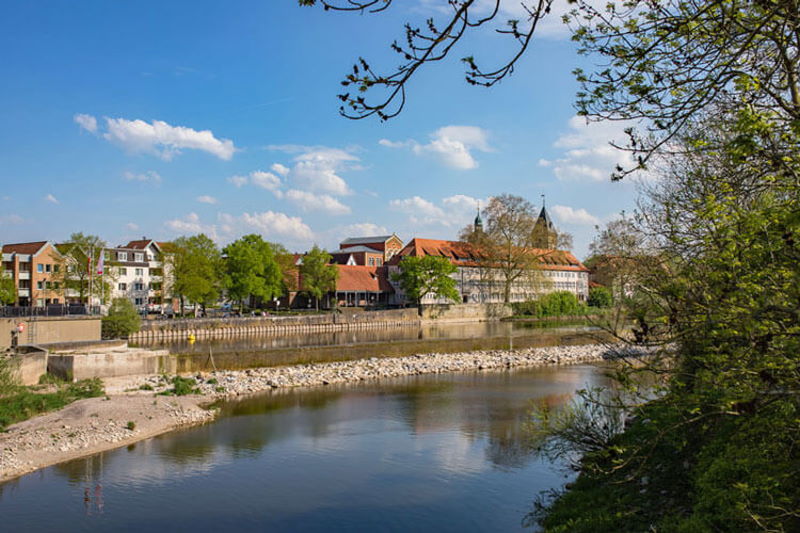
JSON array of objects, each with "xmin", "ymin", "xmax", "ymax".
[{"xmin": 0, "ymin": 0, "xmax": 643, "ymax": 260}]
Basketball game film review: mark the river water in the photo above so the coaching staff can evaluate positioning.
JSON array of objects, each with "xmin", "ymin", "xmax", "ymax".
[{"xmin": 0, "ymin": 364, "xmax": 610, "ymax": 532}]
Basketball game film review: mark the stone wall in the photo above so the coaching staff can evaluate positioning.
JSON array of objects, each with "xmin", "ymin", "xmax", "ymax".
[
  {"xmin": 3, "ymin": 349, "xmax": 48, "ymax": 386},
  {"xmin": 0, "ymin": 317, "xmax": 102, "ymax": 350},
  {"xmin": 420, "ymin": 303, "xmax": 513, "ymax": 322},
  {"xmin": 48, "ymin": 348, "xmax": 175, "ymax": 381},
  {"xmin": 129, "ymin": 308, "xmax": 420, "ymax": 343}
]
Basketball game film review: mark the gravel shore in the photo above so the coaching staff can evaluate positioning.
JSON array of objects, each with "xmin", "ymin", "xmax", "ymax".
[{"xmin": 1, "ymin": 342, "xmax": 645, "ymax": 483}]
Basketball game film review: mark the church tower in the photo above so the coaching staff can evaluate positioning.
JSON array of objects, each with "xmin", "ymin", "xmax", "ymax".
[
  {"xmin": 532, "ymin": 195, "xmax": 558, "ymax": 249},
  {"xmin": 474, "ymin": 204, "xmax": 483, "ymax": 233}
]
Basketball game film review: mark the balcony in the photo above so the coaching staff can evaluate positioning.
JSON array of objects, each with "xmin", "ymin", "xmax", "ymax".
[
  {"xmin": 18, "ymin": 271, "xmax": 30, "ymax": 280},
  {"xmin": 18, "ymin": 289, "xmax": 30, "ymax": 297}
]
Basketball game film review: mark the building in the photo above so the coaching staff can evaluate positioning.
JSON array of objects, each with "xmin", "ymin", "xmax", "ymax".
[
  {"xmin": 333, "ymin": 234, "xmax": 404, "ymax": 266},
  {"xmin": 388, "ymin": 237, "xmax": 589, "ymax": 305},
  {"xmin": 332, "ymin": 265, "xmax": 394, "ymax": 307},
  {"xmin": 1, "ymin": 241, "xmax": 65, "ymax": 307},
  {"xmin": 109, "ymin": 239, "xmax": 171, "ymax": 311}
]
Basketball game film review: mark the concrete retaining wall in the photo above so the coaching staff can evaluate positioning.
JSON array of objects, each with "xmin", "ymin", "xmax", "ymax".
[
  {"xmin": 3, "ymin": 350, "xmax": 48, "ymax": 386},
  {"xmin": 48, "ymin": 348, "xmax": 175, "ymax": 381},
  {"xmin": 129, "ymin": 308, "xmax": 420, "ymax": 343},
  {"xmin": 0, "ymin": 317, "xmax": 101, "ymax": 350},
  {"xmin": 420, "ymin": 303, "xmax": 513, "ymax": 323}
]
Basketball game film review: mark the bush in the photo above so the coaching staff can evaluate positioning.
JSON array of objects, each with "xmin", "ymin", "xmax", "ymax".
[
  {"xmin": 513, "ymin": 291, "xmax": 587, "ymax": 318},
  {"xmin": 158, "ymin": 376, "xmax": 200, "ymax": 396},
  {"xmin": 102, "ymin": 298, "xmax": 141, "ymax": 339},
  {"xmin": 0, "ymin": 378, "xmax": 104, "ymax": 431},
  {"xmin": 587, "ymin": 286, "xmax": 613, "ymax": 308}
]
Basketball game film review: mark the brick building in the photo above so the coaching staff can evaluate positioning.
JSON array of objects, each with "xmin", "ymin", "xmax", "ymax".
[{"xmin": 1, "ymin": 241, "xmax": 65, "ymax": 306}]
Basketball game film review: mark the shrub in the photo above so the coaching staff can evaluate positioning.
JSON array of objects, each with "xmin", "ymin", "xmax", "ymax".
[
  {"xmin": 158, "ymin": 376, "xmax": 200, "ymax": 396},
  {"xmin": 126, "ymin": 421, "xmax": 136, "ymax": 430},
  {"xmin": 514, "ymin": 291, "xmax": 587, "ymax": 318},
  {"xmin": 587, "ymin": 286, "xmax": 613, "ymax": 308},
  {"xmin": 102, "ymin": 298, "xmax": 141, "ymax": 339}
]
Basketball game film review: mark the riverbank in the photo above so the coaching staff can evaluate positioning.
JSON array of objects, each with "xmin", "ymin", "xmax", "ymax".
[{"xmin": 0, "ymin": 342, "xmax": 649, "ymax": 484}]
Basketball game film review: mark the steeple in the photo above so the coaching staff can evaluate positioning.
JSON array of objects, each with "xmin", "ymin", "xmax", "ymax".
[
  {"xmin": 474, "ymin": 203, "xmax": 483, "ymax": 232},
  {"xmin": 533, "ymin": 194, "xmax": 557, "ymax": 248}
]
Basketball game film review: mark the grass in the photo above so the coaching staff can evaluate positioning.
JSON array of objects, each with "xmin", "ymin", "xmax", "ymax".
[
  {"xmin": 157, "ymin": 376, "xmax": 200, "ymax": 396},
  {"xmin": 0, "ymin": 378, "xmax": 105, "ymax": 431}
]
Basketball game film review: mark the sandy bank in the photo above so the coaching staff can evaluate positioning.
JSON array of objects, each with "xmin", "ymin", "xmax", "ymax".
[{"xmin": 1, "ymin": 342, "xmax": 645, "ymax": 483}]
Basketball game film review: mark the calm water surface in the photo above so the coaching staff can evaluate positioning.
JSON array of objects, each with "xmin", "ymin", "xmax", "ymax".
[{"xmin": 0, "ymin": 365, "xmax": 609, "ymax": 532}]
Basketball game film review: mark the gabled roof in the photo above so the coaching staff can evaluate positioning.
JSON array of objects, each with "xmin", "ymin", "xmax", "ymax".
[
  {"xmin": 2, "ymin": 241, "xmax": 50, "ymax": 255},
  {"xmin": 335, "ymin": 265, "xmax": 394, "ymax": 292},
  {"xmin": 340, "ymin": 234, "xmax": 399, "ymax": 246},
  {"xmin": 536, "ymin": 206, "xmax": 555, "ymax": 231},
  {"xmin": 125, "ymin": 239, "xmax": 161, "ymax": 252},
  {"xmin": 389, "ymin": 238, "xmax": 589, "ymax": 272},
  {"xmin": 332, "ymin": 245, "xmax": 383, "ymax": 254}
]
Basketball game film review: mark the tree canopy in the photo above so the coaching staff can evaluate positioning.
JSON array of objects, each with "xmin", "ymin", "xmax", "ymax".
[
  {"xmin": 392, "ymin": 255, "xmax": 460, "ymax": 308},
  {"xmin": 170, "ymin": 234, "xmax": 224, "ymax": 314},
  {"xmin": 223, "ymin": 234, "xmax": 285, "ymax": 311},
  {"xmin": 299, "ymin": 246, "xmax": 338, "ymax": 310}
]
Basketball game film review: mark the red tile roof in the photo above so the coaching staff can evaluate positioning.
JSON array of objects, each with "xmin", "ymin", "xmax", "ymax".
[
  {"xmin": 389, "ymin": 238, "xmax": 589, "ymax": 272},
  {"xmin": 125, "ymin": 239, "xmax": 154, "ymax": 250},
  {"xmin": 335, "ymin": 265, "xmax": 393, "ymax": 292},
  {"xmin": 1, "ymin": 241, "xmax": 49, "ymax": 255}
]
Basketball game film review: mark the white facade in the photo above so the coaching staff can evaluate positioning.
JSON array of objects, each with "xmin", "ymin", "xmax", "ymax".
[{"xmin": 109, "ymin": 241, "xmax": 169, "ymax": 311}]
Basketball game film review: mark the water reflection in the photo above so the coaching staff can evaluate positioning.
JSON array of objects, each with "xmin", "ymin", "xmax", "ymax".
[{"xmin": 2, "ymin": 365, "xmax": 610, "ymax": 532}]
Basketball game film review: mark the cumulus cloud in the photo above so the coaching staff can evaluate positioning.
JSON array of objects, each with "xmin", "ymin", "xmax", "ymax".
[
  {"xmin": 123, "ymin": 170, "xmax": 162, "ymax": 184},
  {"xmin": 44, "ymin": 194, "xmax": 59, "ymax": 204},
  {"xmin": 103, "ymin": 117, "xmax": 236, "ymax": 160},
  {"xmin": 538, "ymin": 116, "xmax": 638, "ymax": 182},
  {"xmin": 165, "ymin": 212, "xmax": 213, "ymax": 237},
  {"xmin": 227, "ymin": 175, "xmax": 248, "ymax": 188},
  {"xmin": 390, "ymin": 193, "xmax": 487, "ymax": 228},
  {"xmin": 550, "ymin": 205, "xmax": 601, "ymax": 226},
  {"xmin": 267, "ymin": 145, "xmax": 361, "ymax": 196},
  {"xmin": 270, "ymin": 163, "xmax": 289, "ymax": 176},
  {"xmin": 74, "ymin": 113, "xmax": 97, "ymax": 133},
  {"xmin": 250, "ymin": 171, "xmax": 282, "ymax": 192},
  {"xmin": 380, "ymin": 125, "xmax": 491, "ymax": 170},
  {"xmin": 125, "ymin": 222, "xmax": 139, "ymax": 231},
  {"xmin": 240, "ymin": 211, "xmax": 314, "ymax": 241},
  {"xmin": 285, "ymin": 189, "xmax": 351, "ymax": 215},
  {"xmin": 196, "ymin": 195, "xmax": 218, "ymax": 204}
]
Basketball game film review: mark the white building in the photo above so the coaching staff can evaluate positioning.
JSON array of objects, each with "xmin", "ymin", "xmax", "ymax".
[{"xmin": 109, "ymin": 239, "xmax": 171, "ymax": 311}]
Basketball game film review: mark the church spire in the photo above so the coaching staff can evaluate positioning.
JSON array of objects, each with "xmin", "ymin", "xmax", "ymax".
[{"xmin": 474, "ymin": 202, "xmax": 483, "ymax": 232}]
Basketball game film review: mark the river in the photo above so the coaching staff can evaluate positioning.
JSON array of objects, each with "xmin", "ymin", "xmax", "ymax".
[{"xmin": 0, "ymin": 363, "xmax": 610, "ymax": 532}]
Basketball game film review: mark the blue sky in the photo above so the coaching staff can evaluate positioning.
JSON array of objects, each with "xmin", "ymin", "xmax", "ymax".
[{"xmin": 0, "ymin": 1, "xmax": 641, "ymax": 259}]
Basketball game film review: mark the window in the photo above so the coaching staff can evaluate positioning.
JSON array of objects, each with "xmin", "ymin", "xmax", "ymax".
[
  {"xmin": 37, "ymin": 264, "xmax": 44, "ymax": 273},
  {"xmin": 53, "ymin": 264, "xmax": 60, "ymax": 273},
  {"xmin": 135, "ymin": 268, "xmax": 144, "ymax": 276},
  {"xmin": 45, "ymin": 264, "xmax": 51, "ymax": 273},
  {"xmin": 117, "ymin": 252, "xmax": 128, "ymax": 261},
  {"xmin": 37, "ymin": 281, "xmax": 43, "ymax": 289},
  {"xmin": 118, "ymin": 283, "xmax": 127, "ymax": 291},
  {"xmin": 135, "ymin": 297, "xmax": 144, "ymax": 305},
  {"xmin": 368, "ymin": 258, "xmax": 375, "ymax": 266},
  {"xmin": 119, "ymin": 267, "xmax": 127, "ymax": 275},
  {"xmin": 36, "ymin": 298, "xmax": 44, "ymax": 307},
  {"xmin": 53, "ymin": 282, "xmax": 60, "ymax": 290},
  {"xmin": 134, "ymin": 282, "xmax": 144, "ymax": 291},
  {"xmin": 135, "ymin": 253, "xmax": 144, "ymax": 262}
]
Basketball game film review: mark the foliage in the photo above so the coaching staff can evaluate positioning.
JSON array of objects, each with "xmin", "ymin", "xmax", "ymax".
[
  {"xmin": 170, "ymin": 234, "xmax": 224, "ymax": 314},
  {"xmin": 56, "ymin": 233, "xmax": 115, "ymax": 304},
  {"xmin": 460, "ymin": 194, "xmax": 553, "ymax": 303},
  {"xmin": 0, "ymin": 274, "xmax": 16, "ymax": 305},
  {"xmin": 587, "ymin": 286, "xmax": 612, "ymax": 308},
  {"xmin": 0, "ymin": 378, "xmax": 104, "ymax": 431},
  {"xmin": 392, "ymin": 255, "xmax": 460, "ymax": 307},
  {"xmin": 223, "ymin": 234, "xmax": 285, "ymax": 311},
  {"xmin": 299, "ymin": 245, "xmax": 338, "ymax": 310},
  {"xmin": 126, "ymin": 421, "xmax": 136, "ymax": 430},
  {"xmin": 512, "ymin": 291, "xmax": 586, "ymax": 318},
  {"xmin": 101, "ymin": 297, "xmax": 141, "ymax": 339},
  {"xmin": 158, "ymin": 376, "xmax": 200, "ymax": 396}
]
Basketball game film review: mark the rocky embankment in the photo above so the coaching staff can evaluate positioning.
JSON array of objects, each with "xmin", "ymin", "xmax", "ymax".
[{"xmin": 1, "ymin": 343, "xmax": 652, "ymax": 483}]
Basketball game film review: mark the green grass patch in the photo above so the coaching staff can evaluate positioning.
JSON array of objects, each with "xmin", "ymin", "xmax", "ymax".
[
  {"xmin": 0, "ymin": 379, "xmax": 105, "ymax": 431},
  {"xmin": 157, "ymin": 376, "xmax": 200, "ymax": 396}
]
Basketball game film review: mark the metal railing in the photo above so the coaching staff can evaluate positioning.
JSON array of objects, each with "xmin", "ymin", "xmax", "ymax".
[{"xmin": 0, "ymin": 305, "xmax": 100, "ymax": 317}]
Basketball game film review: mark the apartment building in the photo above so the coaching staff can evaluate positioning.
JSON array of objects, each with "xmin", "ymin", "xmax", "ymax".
[
  {"xmin": 1, "ymin": 241, "xmax": 65, "ymax": 306},
  {"xmin": 110, "ymin": 239, "xmax": 170, "ymax": 310}
]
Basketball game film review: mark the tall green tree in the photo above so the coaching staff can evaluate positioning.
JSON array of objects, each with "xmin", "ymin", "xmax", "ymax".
[
  {"xmin": 0, "ymin": 274, "xmax": 16, "ymax": 305},
  {"xmin": 56, "ymin": 233, "xmax": 115, "ymax": 305},
  {"xmin": 392, "ymin": 255, "xmax": 460, "ymax": 309},
  {"xmin": 299, "ymin": 246, "xmax": 338, "ymax": 311},
  {"xmin": 223, "ymin": 234, "xmax": 284, "ymax": 312},
  {"xmin": 170, "ymin": 234, "xmax": 224, "ymax": 316}
]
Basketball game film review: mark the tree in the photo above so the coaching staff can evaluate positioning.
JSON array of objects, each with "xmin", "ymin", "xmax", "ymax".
[
  {"xmin": 299, "ymin": 246, "xmax": 338, "ymax": 311},
  {"xmin": 56, "ymin": 233, "xmax": 115, "ymax": 305},
  {"xmin": 223, "ymin": 235, "xmax": 284, "ymax": 312},
  {"xmin": 392, "ymin": 255, "xmax": 460, "ymax": 310},
  {"xmin": 460, "ymin": 194, "xmax": 549, "ymax": 303},
  {"xmin": 0, "ymin": 275, "xmax": 15, "ymax": 305},
  {"xmin": 586, "ymin": 286, "xmax": 612, "ymax": 308},
  {"xmin": 101, "ymin": 298, "xmax": 141, "ymax": 339},
  {"xmin": 170, "ymin": 234, "xmax": 224, "ymax": 316}
]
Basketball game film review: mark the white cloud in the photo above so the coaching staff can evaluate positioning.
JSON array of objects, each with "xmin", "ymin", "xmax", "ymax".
[
  {"xmin": 551, "ymin": 205, "xmax": 601, "ymax": 226},
  {"xmin": 125, "ymin": 222, "xmax": 139, "ymax": 231},
  {"xmin": 123, "ymin": 170, "xmax": 162, "ymax": 184},
  {"xmin": 285, "ymin": 189, "xmax": 351, "ymax": 215},
  {"xmin": 250, "ymin": 171, "xmax": 282, "ymax": 191},
  {"xmin": 337, "ymin": 222, "xmax": 389, "ymax": 238},
  {"xmin": 103, "ymin": 117, "xmax": 236, "ymax": 160},
  {"xmin": 74, "ymin": 113, "xmax": 97, "ymax": 133},
  {"xmin": 539, "ymin": 116, "xmax": 638, "ymax": 182},
  {"xmin": 390, "ymin": 194, "xmax": 487, "ymax": 229},
  {"xmin": 165, "ymin": 212, "xmax": 213, "ymax": 237},
  {"xmin": 270, "ymin": 163, "xmax": 289, "ymax": 176},
  {"xmin": 240, "ymin": 211, "xmax": 314, "ymax": 241},
  {"xmin": 227, "ymin": 175, "xmax": 248, "ymax": 188},
  {"xmin": 44, "ymin": 194, "xmax": 59, "ymax": 204},
  {"xmin": 380, "ymin": 125, "xmax": 491, "ymax": 170},
  {"xmin": 268, "ymin": 145, "xmax": 358, "ymax": 196},
  {"xmin": 0, "ymin": 214, "xmax": 23, "ymax": 225},
  {"xmin": 197, "ymin": 195, "xmax": 218, "ymax": 204}
]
